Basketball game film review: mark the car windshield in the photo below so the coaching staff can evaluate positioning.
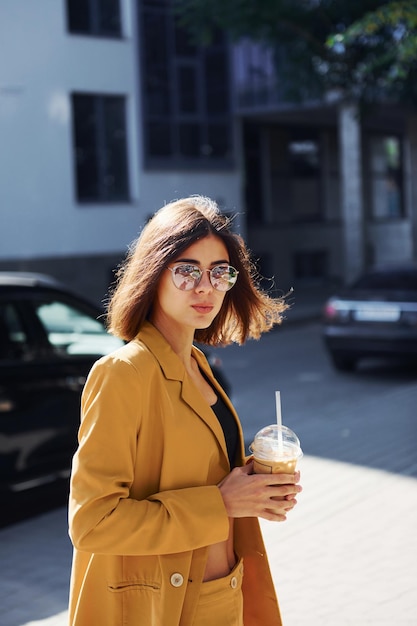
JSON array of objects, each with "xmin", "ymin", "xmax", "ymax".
[
  {"xmin": 353, "ymin": 270, "xmax": 417, "ymax": 292},
  {"xmin": 35, "ymin": 300, "xmax": 124, "ymax": 355}
]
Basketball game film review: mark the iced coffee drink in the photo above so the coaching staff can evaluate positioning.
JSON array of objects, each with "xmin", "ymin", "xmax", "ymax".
[{"xmin": 249, "ymin": 424, "xmax": 302, "ymax": 474}]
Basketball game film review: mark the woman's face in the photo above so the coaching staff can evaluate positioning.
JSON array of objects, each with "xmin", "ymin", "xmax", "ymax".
[{"xmin": 151, "ymin": 234, "xmax": 230, "ymax": 337}]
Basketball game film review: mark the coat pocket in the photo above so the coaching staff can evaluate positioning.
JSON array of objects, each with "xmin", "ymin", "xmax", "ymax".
[
  {"xmin": 108, "ymin": 580, "xmax": 161, "ymax": 593},
  {"xmin": 108, "ymin": 554, "xmax": 163, "ymax": 594}
]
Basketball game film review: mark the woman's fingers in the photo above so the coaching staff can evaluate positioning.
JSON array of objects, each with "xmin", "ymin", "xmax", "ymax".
[{"xmin": 218, "ymin": 466, "xmax": 302, "ymax": 521}]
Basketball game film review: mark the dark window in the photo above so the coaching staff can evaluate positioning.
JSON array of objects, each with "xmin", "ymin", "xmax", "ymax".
[
  {"xmin": 368, "ymin": 135, "xmax": 403, "ymax": 219},
  {"xmin": 289, "ymin": 140, "xmax": 319, "ymax": 177},
  {"xmin": 138, "ymin": 0, "xmax": 233, "ymax": 168},
  {"xmin": 179, "ymin": 123, "xmax": 201, "ymax": 157},
  {"xmin": 66, "ymin": 0, "xmax": 122, "ymax": 38},
  {"xmin": 268, "ymin": 127, "xmax": 322, "ymax": 224},
  {"xmin": 243, "ymin": 122, "xmax": 264, "ymax": 225},
  {"xmin": 205, "ymin": 50, "xmax": 229, "ymax": 114},
  {"xmin": 0, "ymin": 303, "xmax": 31, "ymax": 361},
  {"xmin": 250, "ymin": 252, "xmax": 274, "ymax": 290},
  {"xmin": 178, "ymin": 65, "xmax": 198, "ymax": 113},
  {"xmin": 294, "ymin": 250, "xmax": 328, "ymax": 280},
  {"xmin": 71, "ymin": 93, "xmax": 130, "ymax": 203},
  {"xmin": 148, "ymin": 122, "xmax": 173, "ymax": 157}
]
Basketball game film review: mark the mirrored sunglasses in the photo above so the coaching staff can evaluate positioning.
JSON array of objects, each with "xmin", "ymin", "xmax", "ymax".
[{"xmin": 168, "ymin": 263, "xmax": 239, "ymax": 292}]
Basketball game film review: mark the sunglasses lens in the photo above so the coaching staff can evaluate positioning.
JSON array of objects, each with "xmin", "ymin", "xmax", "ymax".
[
  {"xmin": 170, "ymin": 264, "xmax": 238, "ymax": 291},
  {"xmin": 210, "ymin": 266, "xmax": 238, "ymax": 292},
  {"xmin": 171, "ymin": 265, "xmax": 201, "ymax": 290}
]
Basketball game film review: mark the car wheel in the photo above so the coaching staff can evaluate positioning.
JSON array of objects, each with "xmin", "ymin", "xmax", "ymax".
[{"xmin": 330, "ymin": 352, "xmax": 357, "ymax": 372}]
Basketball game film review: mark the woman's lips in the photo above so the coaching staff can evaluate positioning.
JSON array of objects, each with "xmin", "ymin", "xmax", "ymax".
[{"xmin": 192, "ymin": 304, "xmax": 214, "ymax": 314}]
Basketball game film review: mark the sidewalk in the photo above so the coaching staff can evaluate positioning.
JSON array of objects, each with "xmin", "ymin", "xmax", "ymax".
[
  {"xmin": 262, "ymin": 455, "xmax": 417, "ymax": 625},
  {"xmin": 0, "ymin": 506, "xmax": 71, "ymax": 626},
  {"xmin": 1, "ymin": 453, "xmax": 416, "ymax": 626}
]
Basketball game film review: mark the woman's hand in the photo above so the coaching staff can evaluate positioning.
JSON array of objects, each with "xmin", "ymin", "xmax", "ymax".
[{"xmin": 218, "ymin": 461, "xmax": 302, "ymax": 522}]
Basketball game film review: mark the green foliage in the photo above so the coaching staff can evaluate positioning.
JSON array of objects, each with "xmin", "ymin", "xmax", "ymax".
[
  {"xmin": 327, "ymin": 1, "xmax": 417, "ymax": 100},
  {"xmin": 174, "ymin": 0, "xmax": 417, "ymax": 105}
]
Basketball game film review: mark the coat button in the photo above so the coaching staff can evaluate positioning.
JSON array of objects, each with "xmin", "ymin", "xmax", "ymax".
[
  {"xmin": 230, "ymin": 576, "xmax": 238, "ymax": 589},
  {"xmin": 170, "ymin": 573, "xmax": 184, "ymax": 587}
]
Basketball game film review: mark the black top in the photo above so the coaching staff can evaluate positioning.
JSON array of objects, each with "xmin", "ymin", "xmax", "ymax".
[
  {"xmin": 199, "ymin": 367, "xmax": 239, "ymax": 468},
  {"xmin": 210, "ymin": 393, "xmax": 239, "ymax": 469}
]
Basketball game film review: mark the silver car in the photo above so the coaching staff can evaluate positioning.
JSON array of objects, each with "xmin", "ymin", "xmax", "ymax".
[{"xmin": 322, "ymin": 264, "xmax": 417, "ymax": 371}]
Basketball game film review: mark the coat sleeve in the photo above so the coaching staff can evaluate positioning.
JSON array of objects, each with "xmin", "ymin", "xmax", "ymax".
[{"xmin": 68, "ymin": 353, "xmax": 230, "ymax": 556}]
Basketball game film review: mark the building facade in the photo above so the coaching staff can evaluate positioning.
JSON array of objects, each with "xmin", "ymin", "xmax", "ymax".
[
  {"xmin": 234, "ymin": 41, "xmax": 417, "ymax": 293},
  {"xmin": 0, "ymin": 0, "xmax": 241, "ymax": 304},
  {"xmin": 1, "ymin": 0, "xmax": 416, "ymax": 305}
]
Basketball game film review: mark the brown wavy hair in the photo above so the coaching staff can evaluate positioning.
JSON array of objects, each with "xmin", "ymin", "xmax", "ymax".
[{"xmin": 107, "ymin": 196, "xmax": 289, "ymax": 345}]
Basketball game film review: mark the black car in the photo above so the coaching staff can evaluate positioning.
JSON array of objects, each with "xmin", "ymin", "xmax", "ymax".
[
  {"xmin": 322, "ymin": 263, "xmax": 417, "ymax": 371},
  {"xmin": 0, "ymin": 272, "xmax": 230, "ymax": 502}
]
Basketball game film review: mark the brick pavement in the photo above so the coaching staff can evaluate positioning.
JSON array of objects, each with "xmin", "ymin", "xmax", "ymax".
[
  {"xmin": 262, "ymin": 456, "xmax": 417, "ymax": 625},
  {"xmin": 0, "ymin": 506, "xmax": 71, "ymax": 626}
]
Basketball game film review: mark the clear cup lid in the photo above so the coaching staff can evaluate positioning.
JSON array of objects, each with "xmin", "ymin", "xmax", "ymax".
[{"xmin": 249, "ymin": 424, "xmax": 303, "ymax": 460}]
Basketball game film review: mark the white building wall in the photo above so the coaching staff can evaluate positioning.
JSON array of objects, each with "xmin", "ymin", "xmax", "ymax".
[
  {"xmin": 0, "ymin": 0, "xmax": 141, "ymax": 259},
  {"xmin": 138, "ymin": 171, "xmax": 243, "ymax": 227},
  {"xmin": 0, "ymin": 0, "xmax": 242, "ymax": 268}
]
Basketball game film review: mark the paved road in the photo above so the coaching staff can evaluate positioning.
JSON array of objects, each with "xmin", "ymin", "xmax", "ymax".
[
  {"xmin": 1, "ymin": 321, "xmax": 416, "ymax": 625},
  {"xmin": 214, "ymin": 322, "xmax": 417, "ymax": 471}
]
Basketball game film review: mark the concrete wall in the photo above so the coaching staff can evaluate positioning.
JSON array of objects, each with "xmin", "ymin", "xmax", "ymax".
[
  {"xmin": 248, "ymin": 223, "xmax": 344, "ymax": 292},
  {"xmin": 368, "ymin": 221, "xmax": 413, "ymax": 266},
  {"xmin": 0, "ymin": 0, "xmax": 141, "ymax": 260}
]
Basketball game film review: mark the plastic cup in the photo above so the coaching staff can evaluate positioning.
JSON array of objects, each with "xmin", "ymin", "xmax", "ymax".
[{"xmin": 249, "ymin": 424, "xmax": 303, "ymax": 474}]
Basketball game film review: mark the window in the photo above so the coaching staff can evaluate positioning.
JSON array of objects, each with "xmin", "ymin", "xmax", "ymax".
[
  {"xmin": 66, "ymin": 0, "xmax": 122, "ymax": 38},
  {"xmin": 289, "ymin": 140, "xmax": 319, "ymax": 176},
  {"xmin": 288, "ymin": 138, "xmax": 321, "ymax": 220},
  {"xmin": 294, "ymin": 250, "xmax": 328, "ymax": 281},
  {"xmin": 71, "ymin": 93, "xmax": 130, "ymax": 203},
  {"xmin": 138, "ymin": 0, "xmax": 233, "ymax": 167},
  {"xmin": 368, "ymin": 136, "xmax": 403, "ymax": 219},
  {"xmin": 34, "ymin": 299, "xmax": 123, "ymax": 356},
  {"xmin": 268, "ymin": 128, "xmax": 322, "ymax": 223},
  {"xmin": 0, "ymin": 304, "xmax": 30, "ymax": 361}
]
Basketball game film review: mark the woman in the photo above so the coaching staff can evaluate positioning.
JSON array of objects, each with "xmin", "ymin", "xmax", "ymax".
[{"xmin": 68, "ymin": 196, "xmax": 302, "ymax": 626}]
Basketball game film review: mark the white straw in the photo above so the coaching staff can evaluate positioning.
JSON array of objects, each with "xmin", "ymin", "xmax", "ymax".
[{"xmin": 275, "ymin": 390, "xmax": 284, "ymax": 453}]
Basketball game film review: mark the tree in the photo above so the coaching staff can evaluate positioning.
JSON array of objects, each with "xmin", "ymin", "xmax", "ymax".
[
  {"xmin": 174, "ymin": 0, "xmax": 417, "ymax": 104},
  {"xmin": 328, "ymin": 1, "xmax": 417, "ymax": 102}
]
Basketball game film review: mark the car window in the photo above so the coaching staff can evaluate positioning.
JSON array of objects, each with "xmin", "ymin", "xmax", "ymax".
[
  {"xmin": 354, "ymin": 271, "xmax": 417, "ymax": 292},
  {"xmin": 0, "ymin": 303, "xmax": 32, "ymax": 361},
  {"xmin": 33, "ymin": 299, "xmax": 124, "ymax": 356}
]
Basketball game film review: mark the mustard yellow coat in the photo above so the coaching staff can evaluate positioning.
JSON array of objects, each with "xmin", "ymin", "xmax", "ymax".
[{"xmin": 68, "ymin": 321, "xmax": 282, "ymax": 625}]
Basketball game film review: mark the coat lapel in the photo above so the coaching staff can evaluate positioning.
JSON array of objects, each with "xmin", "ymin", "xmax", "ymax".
[{"xmin": 137, "ymin": 322, "xmax": 239, "ymax": 466}]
